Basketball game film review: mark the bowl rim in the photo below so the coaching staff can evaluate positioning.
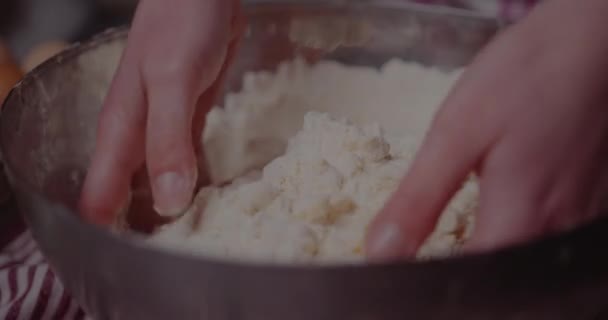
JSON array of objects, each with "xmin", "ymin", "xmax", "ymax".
[
  {"xmin": 9, "ymin": 0, "xmax": 505, "ymax": 82},
  {"xmin": 0, "ymin": 1, "xmax": 562, "ymax": 272}
]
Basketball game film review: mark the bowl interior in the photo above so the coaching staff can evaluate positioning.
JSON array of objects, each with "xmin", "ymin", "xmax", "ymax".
[{"xmin": 1, "ymin": 2, "xmax": 499, "ymax": 214}]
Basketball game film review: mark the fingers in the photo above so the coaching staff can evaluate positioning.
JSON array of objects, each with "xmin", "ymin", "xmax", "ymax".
[
  {"xmin": 464, "ymin": 134, "xmax": 608, "ymax": 253},
  {"xmin": 192, "ymin": 4, "xmax": 244, "ymax": 138},
  {"xmin": 145, "ymin": 73, "xmax": 201, "ymax": 217},
  {"xmin": 461, "ymin": 136, "xmax": 567, "ymax": 253},
  {"xmin": 192, "ymin": 26, "xmax": 243, "ymax": 189},
  {"xmin": 142, "ymin": 0, "xmax": 235, "ymax": 216},
  {"xmin": 80, "ymin": 51, "xmax": 146, "ymax": 225},
  {"xmin": 364, "ymin": 0, "xmax": 608, "ymax": 259},
  {"xmin": 81, "ymin": 0, "xmax": 238, "ymax": 224},
  {"xmin": 365, "ymin": 61, "xmax": 501, "ymax": 260},
  {"xmin": 365, "ymin": 108, "xmax": 489, "ymax": 260},
  {"xmin": 463, "ymin": 175, "xmax": 543, "ymax": 253},
  {"xmin": 364, "ymin": 24, "xmax": 520, "ymax": 260}
]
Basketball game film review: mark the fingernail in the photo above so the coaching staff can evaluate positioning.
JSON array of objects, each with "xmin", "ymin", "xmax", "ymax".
[
  {"xmin": 152, "ymin": 169, "xmax": 196, "ymax": 217},
  {"xmin": 366, "ymin": 223, "xmax": 408, "ymax": 261}
]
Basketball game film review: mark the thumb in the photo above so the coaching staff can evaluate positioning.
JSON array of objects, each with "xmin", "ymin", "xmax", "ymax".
[
  {"xmin": 462, "ymin": 176, "xmax": 545, "ymax": 254},
  {"xmin": 365, "ymin": 99, "xmax": 490, "ymax": 261}
]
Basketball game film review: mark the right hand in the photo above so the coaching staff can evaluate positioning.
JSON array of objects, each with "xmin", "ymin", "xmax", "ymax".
[
  {"xmin": 80, "ymin": 0, "xmax": 241, "ymax": 225},
  {"xmin": 366, "ymin": 0, "xmax": 608, "ymax": 259}
]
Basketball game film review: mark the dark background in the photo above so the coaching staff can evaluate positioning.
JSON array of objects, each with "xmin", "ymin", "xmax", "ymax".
[
  {"xmin": 0, "ymin": 0, "xmax": 138, "ymax": 247},
  {"xmin": 0, "ymin": 0, "xmax": 138, "ymax": 59}
]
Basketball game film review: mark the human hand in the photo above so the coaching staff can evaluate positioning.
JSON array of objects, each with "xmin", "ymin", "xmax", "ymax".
[
  {"xmin": 80, "ymin": 0, "xmax": 241, "ymax": 225},
  {"xmin": 366, "ymin": 0, "xmax": 608, "ymax": 259}
]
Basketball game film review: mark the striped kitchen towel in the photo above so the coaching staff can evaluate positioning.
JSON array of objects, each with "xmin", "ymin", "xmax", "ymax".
[{"xmin": 0, "ymin": 231, "xmax": 86, "ymax": 320}]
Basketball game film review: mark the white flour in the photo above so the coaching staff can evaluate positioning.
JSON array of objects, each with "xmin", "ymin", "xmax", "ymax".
[{"xmin": 148, "ymin": 59, "xmax": 478, "ymax": 264}]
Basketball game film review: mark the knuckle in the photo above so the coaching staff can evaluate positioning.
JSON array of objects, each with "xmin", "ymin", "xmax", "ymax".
[
  {"xmin": 142, "ymin": 58, "xmax": 198, "ymax": 87},
  {"xmin": 147, "ymin": 142, "xmax": 196, "ymax": 174},
  {"xmin": 146, "ymin": 129, "xmax": 195, "ymax": 166},
  {"xmin": 99, "ymin": 100, "xmax": 143, "ymax": 140}
]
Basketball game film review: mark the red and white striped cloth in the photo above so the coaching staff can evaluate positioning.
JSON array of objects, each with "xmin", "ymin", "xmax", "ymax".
[
  {"xmin": 0, "ymin": 231, "xmax": 87, "ymax": 320},
  {"xmin": 0, "ymin": 1, "xmax": 538, "ymax": 319}
]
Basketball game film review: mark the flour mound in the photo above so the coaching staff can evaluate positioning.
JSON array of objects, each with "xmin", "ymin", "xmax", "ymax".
[{"xmin": 149, "ymin": 112, "xmax": 477, "ymax": 264}]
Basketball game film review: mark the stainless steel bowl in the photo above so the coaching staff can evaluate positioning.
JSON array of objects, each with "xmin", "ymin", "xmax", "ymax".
[{"xmin": 2, "ymin": 2, "xmax": 608, "ymax": 320}]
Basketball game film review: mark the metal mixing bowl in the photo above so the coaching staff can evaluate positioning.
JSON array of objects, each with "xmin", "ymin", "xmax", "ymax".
[{"xmin": 2, "ymin": 2, "xmax": 608, "ymax": 319}]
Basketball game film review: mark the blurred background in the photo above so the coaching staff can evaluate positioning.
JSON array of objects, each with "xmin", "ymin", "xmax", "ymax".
[
  {"xmin": 1, "ymin": 0, "xmax": 479, "ymax": 101},
  {"xmin": 0, "ymin": 0, "xmax": 138, "ymax": 240},
  {"xmin": 1, "ymin": 0, "xmax": 137, "ymax": 58},
  {"xmin": 0, "ymin": 0, "xmax": 139, "ymax": 104}
]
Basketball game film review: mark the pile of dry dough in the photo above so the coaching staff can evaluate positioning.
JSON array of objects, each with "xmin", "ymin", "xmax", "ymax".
[{"xmin": 148, "ymin": 59, "xmax": 478, "ymax": 264}]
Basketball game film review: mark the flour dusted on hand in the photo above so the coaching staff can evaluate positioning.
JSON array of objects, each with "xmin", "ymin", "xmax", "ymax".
[{"xmin": 148, "ymin": 59, "xmax": 477, "ymax": 264}]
